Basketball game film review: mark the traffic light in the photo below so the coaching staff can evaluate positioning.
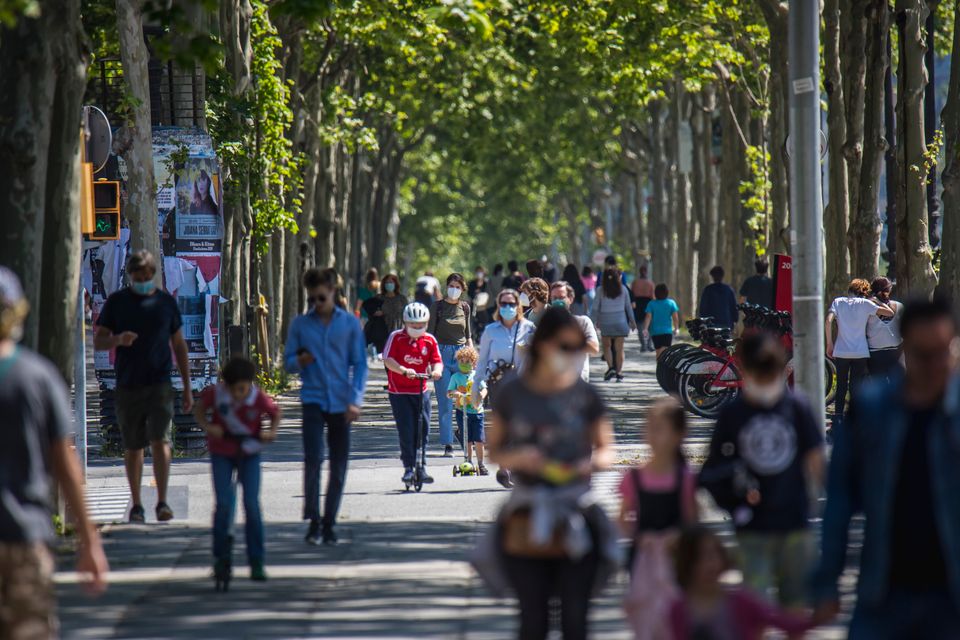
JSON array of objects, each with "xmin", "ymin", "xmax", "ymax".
[{"xmin": 87, "ymin": 180, "xmax": 121, "ymax": 241}]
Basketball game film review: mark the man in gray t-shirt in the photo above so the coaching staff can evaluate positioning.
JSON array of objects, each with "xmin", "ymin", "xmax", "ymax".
[
  {"xmin": 0, "ymin": 267, "xmax": 108, "ymax": 635},
  {"xmin": 549, "ymin": 281, "xmax": 600, "ymax": 381}
]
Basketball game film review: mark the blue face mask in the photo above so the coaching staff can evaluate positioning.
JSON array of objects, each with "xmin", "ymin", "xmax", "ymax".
[
  {"xmin": 131, "ymin": 280, "xmax": 157, "ymax": 296},
  {"xmin": 384, "ymin": 282, "xmax": 396, "ymax": 293},
  {"xmin": 499, "ymin": 304, "xmax": 518, "ymax": 321},
  {"xmin": 550, "ymin": 299, "xmax": 568, "ymax": 308}
]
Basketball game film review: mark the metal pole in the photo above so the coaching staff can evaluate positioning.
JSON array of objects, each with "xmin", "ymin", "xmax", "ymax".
[
  {"xmin": 789, "ymin": 0, "xmax": 826, "ymax": 428},
  {"xmin": 74, "ymin": 286, "xmax": 87, "ymax": 482}
]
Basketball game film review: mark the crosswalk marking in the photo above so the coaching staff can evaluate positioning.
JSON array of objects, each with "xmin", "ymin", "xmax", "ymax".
[{"xmin": 85, "ymin": 487, "xmax": 129, "ymax": 524}]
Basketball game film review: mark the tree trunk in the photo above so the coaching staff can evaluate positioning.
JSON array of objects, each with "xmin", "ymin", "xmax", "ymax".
[
  {"xmin": 117, "ymin": 0, "xmax": 160, "ymax": 266},
  {"xmin": 925, "ymin": 2, "xmax": 941, "ymax": 248},
  {"xmin": 649, "ymin": 102, "xmax": 668, "ymax": 281},
  {"xmin": 884, "ymin": 38, "xmax": 899, "ymax": 278},
  {"xmin": 824, "ymin": 0, "xmax": 851, "ymax": 299},
  {"xmin": 758, "ymin": 1, "xmax": 790, "ymax": 256},
  {"xmin": 0, "ymin": 11, "xmax": 56, "ymax": 349},
  {"xmin": 936, "ymin": 0, "xmax": 960, "ymax": 299},
  {"xmin": 895, "ymin": 0, "xmax": 938, "ymax": 296},
  {"xmin": 849, "ymin": 0, "xmax": 888, "ymax": 278},
  {"xmin": 38, "ymin": 1, "xmax": 89, "ymax": 380},
  {"xmin": 842, "ymin": 0, "xmax": 869, "ymax": 255},
  {"xmin": 693, "ymin": 87, "xmax": 719, "ymax": 287},
  {"xmin": 219, "ymin": 0, "xmax": 253, "ymax": 330},
  {"xmin": 672, "ymin": 83, "xmax": 695, "ymax": 316}
]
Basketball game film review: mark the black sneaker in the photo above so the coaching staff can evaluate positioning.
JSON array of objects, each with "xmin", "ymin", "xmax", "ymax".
[
  {"xmin": 603, "ymin": 368, "xmax": 616, "ymax": 381},
  {"xmin": 615, "ymin": 374, "xmax": 624, "ymax": 383},
  {"xmin": 419, "ymin": 467, "xmax": 435, "ymax": 484},
  {"xmin": 305, "ymin": 520, "xmax": 322, "ymax": 546},
  {"xmin": 443, "ymin": 445, "xmax": 454, "ymax": 458},
  {"xmin": 156, "ymin": 501, "xmax": 174, "ymax": 522},
  {"xmin": 496, "ymin": 469, "xmax": 513, "ymax": 489},
  {"xmin": 478, "ymin": 464, "xmax": 489, "ymax": 476},
  {"xmin": 322, "ymin": 526, "xmax": 338, "ymax": 546},
  {"xmin": 128, "ymin": 504, "xmax": 145, "ymax": 524},
  {"xmin": 402, "ymin": 468, "xmax": 415, "ymax": 484}
]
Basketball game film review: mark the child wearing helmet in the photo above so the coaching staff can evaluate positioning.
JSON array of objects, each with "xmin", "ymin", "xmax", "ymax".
[{"xmin": 382, "ymin": 302, "xmax": 443, "ymax": 484}]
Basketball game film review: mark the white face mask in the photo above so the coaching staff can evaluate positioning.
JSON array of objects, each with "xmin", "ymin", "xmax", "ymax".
[
  {"xmin": 406, "ymin": 326, "xmax": 426, "ymax": 339},
  {"xmin": 742, "ymin": 376, "xmax": 786, "ymax": 408},
  {"xmin": 476, "ymin": 272, "xmax": 484, "ymax": 280},
  {"xmin": 447, "ymin": 286, "xmax": 462, "ymax": 300},
  {"xmin": 519, "ymin": 292, "xmax": 531, "ymax": 307},
  {"xmin": 547, "ymin": 351, "xmax": 578, "ymax": 376}
]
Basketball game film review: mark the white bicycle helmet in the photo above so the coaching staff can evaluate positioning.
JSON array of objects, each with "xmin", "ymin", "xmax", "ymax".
[{"xmin": 403, "ymin": 301, "xmax": 430, "ymax": 323}]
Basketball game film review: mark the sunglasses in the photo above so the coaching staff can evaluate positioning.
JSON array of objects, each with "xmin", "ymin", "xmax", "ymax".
[
  {"xmin": 500, "ymin": 302, "xmax": 517, "ymax": 308},
  {"xmin": 307, "ymin": 295, "xmax": 328, "ymax": 305}
]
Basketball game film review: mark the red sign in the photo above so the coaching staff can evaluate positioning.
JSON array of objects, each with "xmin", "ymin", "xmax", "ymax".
[{"xmin": 772, "ymin": 254, "xmax": 792, "ymax": 314}]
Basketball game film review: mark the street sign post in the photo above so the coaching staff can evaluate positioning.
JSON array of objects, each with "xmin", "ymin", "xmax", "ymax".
[{"xmin": 788, "ymin": 0, "xmax": 826, "ymax": 429}]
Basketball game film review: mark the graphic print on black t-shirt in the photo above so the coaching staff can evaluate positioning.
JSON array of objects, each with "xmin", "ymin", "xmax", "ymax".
[
  {"xmin": 706, "ymin": 392, "xmax": 823, "ymax": 531},
  {"xmin": 738, "ymin": 413, "xmax": 798, "ymax": 475}
]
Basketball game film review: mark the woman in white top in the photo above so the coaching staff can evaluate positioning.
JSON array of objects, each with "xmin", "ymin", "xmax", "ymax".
[
  {"xmin": 825, "ymin": 278, "xmax": 895, "ymax": 422},
  {"xmin": 866, "ymin": 277, "xmax": 903, "ymax": 378}
]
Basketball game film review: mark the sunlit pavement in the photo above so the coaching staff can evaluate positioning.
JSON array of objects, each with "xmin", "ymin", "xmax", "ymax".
[{"xmin": 57, "ymin": 338, "xmax": 850, "ymax": 638}]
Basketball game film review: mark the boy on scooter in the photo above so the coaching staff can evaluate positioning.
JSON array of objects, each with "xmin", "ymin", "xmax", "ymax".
[
  {"xmin": 383, "ymin": 302, "xmax": 443, "ymax": 485},
  {"xmin": 193, "ymin": 357, "xmax": 280, "ymax": 587}
]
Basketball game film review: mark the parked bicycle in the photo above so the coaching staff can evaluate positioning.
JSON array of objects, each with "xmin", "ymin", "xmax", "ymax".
[{"xmin": 656, "ymin": 306, "xmax": 837, "ymax": 418}]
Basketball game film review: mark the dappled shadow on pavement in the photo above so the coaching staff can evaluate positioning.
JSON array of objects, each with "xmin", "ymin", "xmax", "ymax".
[{"xmin": 57, "ymin": 521, "xmax": 632, "ymax": 639}]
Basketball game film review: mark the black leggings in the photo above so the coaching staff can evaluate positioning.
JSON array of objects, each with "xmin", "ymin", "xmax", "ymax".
[
  {"xmin": 834, "ymin": 357, "xmax": 869, "ymax": 419},
  {"xmin": 502, "ymin": 550, "xmax": 600, "ymax": 640}
]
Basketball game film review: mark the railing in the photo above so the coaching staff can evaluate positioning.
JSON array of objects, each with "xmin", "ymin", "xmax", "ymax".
[{"xmin": 85, "ymin": 55, "xmax": 205, "ymax": 129}]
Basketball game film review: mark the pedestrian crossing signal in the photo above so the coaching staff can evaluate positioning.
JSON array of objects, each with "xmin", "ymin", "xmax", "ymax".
[{"xmin": 86, "ymin": 180, "xmax": 120, "ymax": 240}]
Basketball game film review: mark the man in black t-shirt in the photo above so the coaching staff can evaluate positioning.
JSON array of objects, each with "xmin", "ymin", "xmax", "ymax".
[
  {"xmin": 95, "ymin": 250, "xmax": 192, "ymax": 524},
  {"xmin": 701, "ymin": 333, "xmax": 825, "ymax": 608},
  {"xmin": 0, "ymin": 267, "xmax": 108, "ymax": 635},
  {"xmin": 739, "ymin": 258, "xmax": 774, "ymax": 307}
]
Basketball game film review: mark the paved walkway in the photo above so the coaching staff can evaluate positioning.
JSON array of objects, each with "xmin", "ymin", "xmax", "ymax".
[{"xmin": 57, "ymin": 338, "xmax": 851, "ymax": 638}]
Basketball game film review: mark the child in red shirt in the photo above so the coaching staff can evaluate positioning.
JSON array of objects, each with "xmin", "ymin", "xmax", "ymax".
[
  {"xmin": 194, "ymin": 357, "xmax": 280, "ymax": 585},
  {"xmin": 382, "ymin": 302, "xmax": 443, "ymax": 485}
]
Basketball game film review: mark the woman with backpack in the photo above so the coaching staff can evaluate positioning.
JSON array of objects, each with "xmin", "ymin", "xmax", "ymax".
[{"xmin": 428, "ymin": 273, "xmax": 474, "ymax": 457}]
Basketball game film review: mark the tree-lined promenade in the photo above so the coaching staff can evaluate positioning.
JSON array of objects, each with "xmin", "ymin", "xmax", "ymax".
[{"xmin": 5, "ymin": 0, "xmax": 960, "ymax": 380}]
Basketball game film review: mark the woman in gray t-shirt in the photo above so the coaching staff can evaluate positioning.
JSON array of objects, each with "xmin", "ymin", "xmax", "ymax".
[{"xmin": 486, "ymin": 307, "xmax": 617, "ymax": 640}]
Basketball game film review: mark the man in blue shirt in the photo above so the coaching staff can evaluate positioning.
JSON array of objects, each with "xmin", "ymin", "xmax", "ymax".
[
  {"xmin": 285, "ymin": 268, "xmax": 368, "ymax": 545},
  {"xmin": 698, "ymin": 265, "xmax": 739, "ymax": 330}
]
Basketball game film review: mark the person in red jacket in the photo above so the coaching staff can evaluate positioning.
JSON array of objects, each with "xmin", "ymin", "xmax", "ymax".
[
  {"xmin": 194, "ymin": 358, "xmax": 280, "ymax": 583},
  {"xmin": 382, "ymin": 302, "xmax": 443, "ymax": 485}
]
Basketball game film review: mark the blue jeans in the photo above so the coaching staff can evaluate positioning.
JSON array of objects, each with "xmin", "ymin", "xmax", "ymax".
[
  {"xmin": 302, "ymin": 405, "xmax": 351, "ymax": 528},
  {"xmin": 211, "ymin": 453, "xmax": 263, "ymax": 563},
  {"xmin": 850, "ymin": 588, "xmax": 960, "ymax": 639},
  {"xmin": 389, "ymin": 392, "xmax": 431, "ymax": 468},
  {"xmin": 434, "ymin": 344, "xmax": 463, "ymax": 446}
]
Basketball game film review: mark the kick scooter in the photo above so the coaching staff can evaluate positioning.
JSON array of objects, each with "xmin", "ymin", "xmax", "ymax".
[{"xmin": 404, "ymin": 372, "xmax": 434, "ymax": 492}]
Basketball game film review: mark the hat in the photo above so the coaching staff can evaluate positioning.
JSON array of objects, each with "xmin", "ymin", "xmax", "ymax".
[{"xmin": 0, "ymin": 266, "xmax": 24, "ymax": 308}]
